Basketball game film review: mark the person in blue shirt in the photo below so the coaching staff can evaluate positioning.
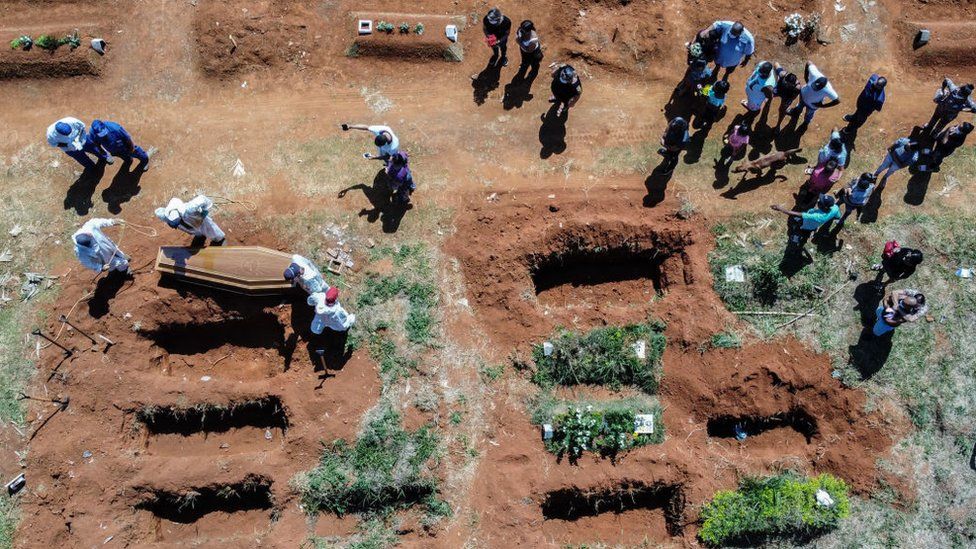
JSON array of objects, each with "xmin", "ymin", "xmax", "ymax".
[
  {"xmin": 874, "ymin": 137, "xmax": 918, "ymax": 187},
  {"xmin": 843, "ymin": 73, "xmax": 886, "ymax": 128},
  {"xmin": 709, "ymin": 21, "xmax": 755, "ymax": 81},
  {"xmin": 88, "ymin": 119, "xmax": 151, "ymax": 172},
  {"xmin": 817, "ymin": 129, "xmax": 848, "ymax": 167},
  {"xmin": 771, "ymin": 194, "xmax": 842, "ymax": 247}
]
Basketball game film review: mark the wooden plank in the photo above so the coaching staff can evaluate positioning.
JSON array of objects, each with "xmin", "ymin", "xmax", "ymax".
[{"xmin": 154, "ymin": 246, "xmax": 297, "ymax": 295}]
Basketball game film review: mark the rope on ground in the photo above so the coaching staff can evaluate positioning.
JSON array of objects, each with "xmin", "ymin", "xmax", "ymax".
[
  {"xmin": 210, "ymin": 196, "xmax": 258, "ymax": 212},
  {"xmin": 117, "ymin": 219, "xmax": 158, "ymax": 238}
]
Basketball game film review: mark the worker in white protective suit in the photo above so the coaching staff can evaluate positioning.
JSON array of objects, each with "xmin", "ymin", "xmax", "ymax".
[
  {"xmin": 283, "ymin": 254, "xmax": 329, "ymax": 296},
  {"xmin": 154, "ymin": 195, "xmax": 225, "ymax": 245},
  {"xmin": 309, "ymin": 287, "xmax": 356, "ymax": 335},
  {"xmin": 73, "ymin": 218, "xmax": 130, "ymax": 274}
]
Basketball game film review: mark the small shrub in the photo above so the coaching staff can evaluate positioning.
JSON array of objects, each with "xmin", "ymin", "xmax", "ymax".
[
  {"xmin": 376, "ymin": 21, "xmax": 394, "ymax": 34},
  {"xmin": 414, "ymin": 23, "xmax": 425, "ymax": 35},
  {"xmin": 399, "ymin": 22, "xmax": 411, "ymax": 34},
  {"xmin": 34, "ymin": 34, "xmax": 59, "ymax": 51},
  {"xmin": 532, "ymin": 322, "xmax": 666, "ymax": 393},
  {"xmin": 10, "ymin": 35, "xmax": 31, "ymax": 50},
  {"xmin": 710, "ymin": 331, "xmax": 742, "ymax": 349},
  {"xmin": 751, "ymin": 257, "xmax": 786, "ymax": 305},
  {"xmin": 478, "ymin": 363, "xmax": 504, "ymax": 383},
  {"xmin": 294, "ymin": 407, "xmax": 440, "ymax": 516},
  {"xmin": 699, "ymin": 473, "xmax": 850, "ymax": 546}
]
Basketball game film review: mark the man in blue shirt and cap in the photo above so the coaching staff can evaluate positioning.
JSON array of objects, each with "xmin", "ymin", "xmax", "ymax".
[{"xmin": 88, "ymin": 119, "xmax": 151, "ymax": 172}]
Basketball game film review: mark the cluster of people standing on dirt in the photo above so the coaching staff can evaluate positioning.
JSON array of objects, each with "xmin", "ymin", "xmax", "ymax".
[
  {"xmin": 50, "ymin": 14, "xmax": 969, "ymax": 352},
  {"xmin": 655, "ymin": 19, "xmax": 974, "ymax": 338}
]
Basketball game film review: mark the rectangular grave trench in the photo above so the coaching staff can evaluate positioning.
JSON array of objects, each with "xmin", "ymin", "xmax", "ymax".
[
  {"xmin": 530, "ymin": 244, "xmax": 670, "ymax": 295},
  {"xmin": 707, "ymin": 408, "xmax": 818, "ymax": 443},
  {"xmin": 541, "ymin": 481, "xmax": 685, "ymax": 537},
  {"xmin": 136, "ymin": 396, "xmax": 289, "ymax": 455},
  {"xmin": 141, "ymin": 312, "xmax": 286, "ymax": 356},
  {"xmin": 136, "ymin": 475, "xmax": 274, "ymax": 524}
]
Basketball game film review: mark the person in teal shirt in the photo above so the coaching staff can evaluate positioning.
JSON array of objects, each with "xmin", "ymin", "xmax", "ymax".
[{"xmin": 771, "ymin": 194, "xmax": 842, "ymax": 246}]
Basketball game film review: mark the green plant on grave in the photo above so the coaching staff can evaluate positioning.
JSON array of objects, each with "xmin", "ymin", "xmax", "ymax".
[
  {"xmin": 60, "ymin": 31, "xmax": 81, "ymax": 50},
  {"xmin": 10, "ymin": 35, "xmax": 32, "ymax": 50},
  {"xmin": 531, "ymin": 321, "xmax": 666, "ymax": 393},
  {"xmin": 699, "ymin": 473, "xmax": 850, "ymax": 545},
  {"xmin": 414, "ymin": 23, "xmax": 425, "ymax": 35},
  {"xmin": 376, "ymin": 21, "xmax": 394, "ymax": 34},
  {"xmin": 34, "ymin": 34, "xmax": 59, "ymax": 51},
  {"xmin": 399, "ymin": 22, "xmax": 411, "ymax": 34}
]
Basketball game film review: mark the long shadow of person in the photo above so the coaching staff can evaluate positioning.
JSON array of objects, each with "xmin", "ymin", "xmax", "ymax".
[
  {"xmin": 903, "ymin": 171, "xmax": 932, "ymax": 206},
  {"xmin": 852, "ymin": 281, "xmax": 885, "ymax": 328},
  {"xmin": 471, "ymin": 60, "xmax": 503, "ymax": 106},
  {"xmin": 859, "ymin": 185, "xmax": 883, "ymax": 224},
  {"xmin": 502, "ymin": 63, "xmax": 539, "ymax": 110},
  {"xmin": 101, "ymin": 162, "xmax": 145, "ymax": 214},
  {"xmin": 779, "ymin": 243, "xmax": 813, "ymax": 278},
  {"xmin": 643, "ymin": 164, "xmax": 673, "ymax": 208},
  {"xmin": 87, "ymin": 270, "xmax": 133, "ymax": 318},
  {"xmin": 848, "ymin": 327, "xmax": 893, "ymax": 380},
  {"xmin": 683, "ymin": 126, "xmax": 711, "ymax": 165},
  {"xmin": 840, "ymin": 125, "xmax": 860, "ymax": 162},
  {"xmin": 337, "ymin": 170, "xmax": 409, "ymax": 234},
  {"xmin": 539, "ymin": 103, "xmax": 568, "ymax": 158},
  {"xmin": 721, "ymin": 170, "xmax": 787, "ymax": 200},
  {"xmin": 812, "ymin": 222, "xmax": 843, "ymax": 255},
  {"xmin": 63, "ymin": 165, "xmax": 106, "ymax": 215},
  {"xmin": 775, "ymin": 113, "xmax": 805, "ymax": 151},
  {"xmin": 713, "ymin": 157, "xmax": 732, "ymax": 189},
  {"xmin": 663, "ymin": 85, "xmax": 698, "ymax": 122}
]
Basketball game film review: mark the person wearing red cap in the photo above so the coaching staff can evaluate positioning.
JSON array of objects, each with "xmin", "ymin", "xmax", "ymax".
[
  {"xmin": 309, "ymin": 287, "xmax": 356, "ymax": 335},
  {"xmin": 283, "ymin": 254, "xmax": 328, "ymax": 296}
]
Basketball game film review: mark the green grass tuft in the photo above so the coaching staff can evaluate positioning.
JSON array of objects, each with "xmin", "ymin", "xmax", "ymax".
[
  {"xmin": 699, "ymin": 473, "xmax": 850, "ymax": 545},
  {"xmin": 294, "ymin": 407, "xmax": 440, "ymax": 517},
  {"xmin": 532, "ymin": 322, "xmax": 666, "ymax": 393}
]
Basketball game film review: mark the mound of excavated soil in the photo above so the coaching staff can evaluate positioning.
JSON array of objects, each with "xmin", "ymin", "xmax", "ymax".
[
  {"xmin": 452, "ymin": 189, "xmax": 907, "ymax": 545},
  {"xmin": 192, "ymin": 0, "xmax": 324, "ymax": 78},
  {"xmin": 0, "ymin": 48, "xmax": 101, "ymax": 80},
  {"xmin": 17, "ymin": 222, "xmax": 381, "ymax": 547}
]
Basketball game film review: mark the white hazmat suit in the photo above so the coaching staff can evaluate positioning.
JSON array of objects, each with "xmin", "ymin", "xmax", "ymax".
[
  {"xmin": 154, "ymin": 195, "xmax": 225, "ymax": 243},
  {"xmin": 73, "ymin": 218, "xmax": 129, "ymax": 273},
  {"xmin": 308, "ymin": 293, "xmax": 356, "ymax": 335},
  {"xmin": 288, "ymin": 254, "xmax": 328, "ymax": 295}
]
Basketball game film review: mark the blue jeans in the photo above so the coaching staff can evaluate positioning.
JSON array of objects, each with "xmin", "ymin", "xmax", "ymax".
[
  {"xmin": 872, "ymin": 305, "xmax": 896, "ymax": 336},
  {"xmin": 64, "ymin": 140, "xmax": 110, "ymax": 170},
  {"xmin": 789, "ymin": 101, "xmax": 818, "ymax": 123},
  {"xmin": 110, "ymin": 145, "xmax": 149, "ymax": 166}
]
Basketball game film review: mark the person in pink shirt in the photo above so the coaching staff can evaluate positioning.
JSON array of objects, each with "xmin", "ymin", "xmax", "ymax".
[
  {"xmin": 718, "ymin": 122, "xmax": 750, "ymax": 169},
  {"xmin": 799, "ymin": 158, "xmax": 843, "ymax": 207}
]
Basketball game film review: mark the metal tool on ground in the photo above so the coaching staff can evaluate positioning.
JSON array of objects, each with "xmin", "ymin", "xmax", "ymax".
[
  {"xmin": 6, "ymin": 473, "xmax": 25, "ymax": 496},
  {"xmin": 18, "ymin": 392, "xmax": 69, "ymax": 408},
  {"xmin": 27, "ymin": 395, "xmax": 69, "ymax": 441},
  {"xmin": 58, "ymin": 314, "xmax": 97, "ymax": 344},
  {"xmin": 31, "ymin": 329, "xmax": 72, "ymax": 356}
]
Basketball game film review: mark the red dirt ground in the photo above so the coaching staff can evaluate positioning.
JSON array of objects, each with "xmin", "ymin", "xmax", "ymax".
[
  {"xmin": 1, "ymin": 0, "xmax": 964, "ymax": 545},
  {"xmin": 451, "ymin": 190, "xmax": 907, "ymax": 546}
]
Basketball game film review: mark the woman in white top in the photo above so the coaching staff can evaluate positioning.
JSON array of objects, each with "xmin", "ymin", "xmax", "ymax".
[{"xmin": 515, "ymin": 20, "xmax": 543, "ymax": 79}]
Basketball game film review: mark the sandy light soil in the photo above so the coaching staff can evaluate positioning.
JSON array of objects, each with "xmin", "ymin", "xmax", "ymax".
[{"xmin": 1, "ymin": 0, "xmax": 972, "ymax": 546}]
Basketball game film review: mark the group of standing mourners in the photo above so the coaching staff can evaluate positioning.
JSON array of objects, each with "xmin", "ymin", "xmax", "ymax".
[
  {"xmin": 481, "ymin": 8, "xmax": 582, "ymax": 117},
  {"xmin": 57, "ymin": 13, "xmax": 975, "ymax": 351}
]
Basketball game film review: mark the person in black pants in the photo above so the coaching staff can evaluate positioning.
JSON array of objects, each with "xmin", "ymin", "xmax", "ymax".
[
  {"xmin": 931, "ymin": 122, "xmax": 973, "ymax": 171},
  {"xmin": 483, "ymin": 8, "xmax": 512, "ymax": 67},
  {"xmin": 515, "ymin": 20, "xmax": 543, "ymax": 80},
  {"xmin": 550, "ymin": 64, "xmax": 582, "ymax": 116},
  {"xmin": 843, "ymin": 73, "xmax": 886, "ymax": 128},
  {"xmin": 658, "ymin": 117, "xmax": 690, "ymax": 174},
  {"xmin": 872, "ymin": 243, "xmax": 923, "ymax": 285}
]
